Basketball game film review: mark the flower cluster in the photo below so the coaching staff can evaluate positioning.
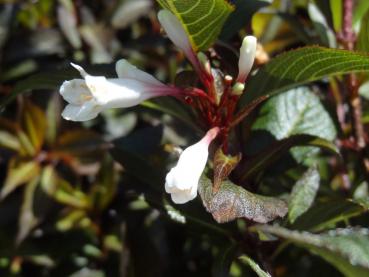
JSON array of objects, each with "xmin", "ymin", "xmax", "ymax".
[{"xmin": 59, "ymin": 10, "xmax": 257, "ymax": 204}]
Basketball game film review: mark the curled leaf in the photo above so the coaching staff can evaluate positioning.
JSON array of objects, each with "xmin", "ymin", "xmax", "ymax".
[
  {"xmin": 198, "ymin": 176, "xmax": 288, "ymax": 223},
  {"xmin": 213, "ymin": 148, "xmax": 241, "ymax": 193}
]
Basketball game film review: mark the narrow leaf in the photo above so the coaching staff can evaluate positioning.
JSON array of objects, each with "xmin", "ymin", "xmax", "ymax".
[
  {"xmin": 1, "ymin": 159, "xmax": 40, "ymax": 199},
  {"xmin": 288, "ymin": 167, "xmax": 320, "ymax": 224},
  {"xmin": 357, "ymin": 8, "xmax": 369, "ymax": 53},
  {"xmin": 239, "ymin": 134, "xmax": 339, "ymax": 181},
  {"xmin": 198, "ymin": 176, "xmax": 288, "ymax": 223},
  {"xmin": 17, "ymin": 177, "xmax": 39, "ymax": 244},
  {"xmin": 239, "ymin": 255, "xmax": 271, "ymax": 277},
  {"xmin": 21, "ymin": 101, "xmax": 46, "ymax": 152},
  {"xmin": 157, "ymin": 0, "xmax": 234, "ymax": 51}
]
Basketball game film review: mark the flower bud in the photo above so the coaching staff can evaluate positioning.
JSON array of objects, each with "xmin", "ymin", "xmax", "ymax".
[{"xmin": 237, "ymin": 35, "xmax": 257, "ymax": 83}]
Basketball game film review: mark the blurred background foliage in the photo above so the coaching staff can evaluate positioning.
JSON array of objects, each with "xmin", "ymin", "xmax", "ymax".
[{"xmin": 0, "ymin": 0, "xmax": 368, "ymax": 276}]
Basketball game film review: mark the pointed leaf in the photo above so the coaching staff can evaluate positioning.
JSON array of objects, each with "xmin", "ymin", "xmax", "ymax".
[
  {"xmin": 1, "ymin": 159, "xmax": 40, "ymax": 199},
  {"xmin": 157, "ymin": 0, "xmax": 234, "ymax": 51},
  {"xmin": 21, "ymin": 101, "xmax": 46, "ymax": 152},
  {"xmin": 239, "ymin": 47, "xmax": 369, "ymax": 107},
  {"xmin": 198, "ymin": 176, "xmax": 288, "ymax": 223},
  {"xmin": 239, "ymin": 134, "xmax": 339, "ymax": 181},
  {"xmin": 253, "ymin": 87, "xmax": 337, "ymax": 161},
  {"xmin": 357, "ymin": 8, "xmax": 369, "ymax": 52},
  {"xmin": 288, "ymin": 167, "xmax": 320, "ymax": 224},
  {"xmin": 17, "ymin": 177, "xmax": 39, "ymax": 244},
  {"xmin": 256, "ymin": 225, "xmax": 369, "ymax": 277},
  {"xmin": 290, "ymin": 199, "xmax": 364, "ymax": 232}
]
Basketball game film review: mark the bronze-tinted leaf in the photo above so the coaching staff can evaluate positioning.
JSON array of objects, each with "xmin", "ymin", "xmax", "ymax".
[
  {"xmin": 21, "ymin": 100, "xmax": 47, "ymax": 152},
  {"xmin": 213, "ymin": 148, "xmax": 241, "ymax": 193},
  {"xmin": 198, "ymin": 176, "xmax": 288, "ymax": 223},
  {"xmin": 1, "ymin": 158, "xmax": 40, "ymax": 199}
]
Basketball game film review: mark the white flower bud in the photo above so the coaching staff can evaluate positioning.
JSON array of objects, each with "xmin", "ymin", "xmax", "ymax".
[
  {"xmin": 237, "ymin": 36, "xmax": 257, "ymax": 83},
  {"xmin": 165, "ymin": 127, "xmax": 219, "ymax": 204}
]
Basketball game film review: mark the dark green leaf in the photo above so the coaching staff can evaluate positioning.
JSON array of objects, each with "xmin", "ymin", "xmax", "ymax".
[
  {"xmin": 220, "ymin": 0, "xmax": 270, "ymax": 40},
  {"xmin": 290, "ymin": 199, "xmax": 364, "ymax": 231},
  {"xmin": 198, "ymin": 176, "xmax": 288, "ymax": 223},
  {"xmin": 239, "ymin": 134, "xmax": 339, "ymax": 181},
  {"xmin": 357, "ymin": 8, "xmax": 369, "ymax": 53},
  {"xmin": 157, "ymin": 0, "xmax": 234, "ymax": 51},
  {"xmin": 0, "ymin": 64, "xmax": 115, "ymax": 109},
  {"xmin": 255, "ymin": 225, "xmax": 369, "ymax": 277},
  {"xmin": 239, "ymin": 47, "xmax": 369, "ymax": 107},
  {"xmin": 212, "ymin": 244, "xmax": 238, "ymax": 277},
  {"xmin": 288, "ymin": 167, "xmax": 320, "ymax": 224},
  {"xmin": 111, "ymin": 125, "xmax": 165, "ymax": 186},
  {"xmin": 252, "ymin": 87, "xmax": 337, "ymax": 161}
]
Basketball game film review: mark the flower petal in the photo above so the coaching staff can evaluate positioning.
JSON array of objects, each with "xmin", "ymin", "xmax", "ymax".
[
  {"xmin": 115, "ymin": 59, "xmax": 163, "ymax": 86},
  {"xmin": 170, "ymin": 189, "xmax": 196, "ymax": 204},
  {"xmin": 61, "ymin": 103, "xmax": 101, "ymax": 121},
  {"xmin": 60, "ymin": 79, "xmax": 92, "ymax": 105},
  {"xmin": 71, "ymin": 63, "xmax": 88, "ymax": 77}
]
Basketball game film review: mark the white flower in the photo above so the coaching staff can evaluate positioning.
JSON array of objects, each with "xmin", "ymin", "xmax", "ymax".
[
  {"xmin": 60, "ymin": 59, "xmax": 179, "ymax": 121},
  {"xmin": 165, "ymin": 127, "xmax": 220, "ymax": 204},
  {"xmin": 237, "ymin": 36, "xmax": 257, "ymax": 83}
]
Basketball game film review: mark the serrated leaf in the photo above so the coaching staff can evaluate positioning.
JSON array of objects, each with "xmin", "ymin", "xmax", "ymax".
[
  {"xmin": 253, "ymin": 87, "xmax": 337, "ymax": 161},
  {"xmin": 239, "ymin": 255, "xmax": 271, "ymax": 277},
  {"xmin": 288, "ymin": 167, "xmax": 320, "ymax": 224},
  {"xmin": 198, "ymin": 176, "xmax": 288, "ymax": 223},
  {"xmin": 21, "ymin": 101, "xmax": 46, "ymax": 152},
  {"xmin": 157, "ymin": 0, "xmax": 234, "ymax": 51},
  {"xmin": 256, "ymin": 225, "xmax": 369, "ymax": 277},
  {"xmin": 239, "ymin": 47, "xmax": 369, "ymax": 107},
  {"xmin": 1, "ymin": 159, "xmax": 40, "ymax": 199},
  {"xmin": 357, "ymin": 8, "xmax": 369, "ymax": 53},
  {"xmin": 239, "ymin": 134, "xmax": 339, "ymax": 181}
]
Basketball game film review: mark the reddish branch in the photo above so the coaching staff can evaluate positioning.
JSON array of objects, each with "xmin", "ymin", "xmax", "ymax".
[{"xmin": 339, "ymin": 0, "xmax": 369, "ymax": 174}]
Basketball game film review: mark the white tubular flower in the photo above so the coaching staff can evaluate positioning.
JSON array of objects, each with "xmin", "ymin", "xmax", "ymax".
[
  {"xmin": 237, "ymin": 35, "xmax": 257, "ymax": 84},
  {"xmin": 165, "ymin": 127, "xmax": 220, "ymax": 204},
  {"xmin": 60, "ymin": 59, "xmax": 179, "ymax": 121},
  {"xmin": 157, "ymin": 10, "xmax": 199, "ymax": 70}
]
